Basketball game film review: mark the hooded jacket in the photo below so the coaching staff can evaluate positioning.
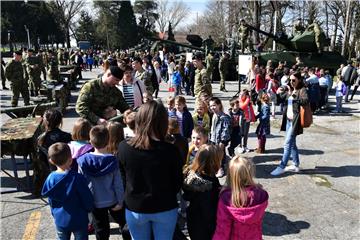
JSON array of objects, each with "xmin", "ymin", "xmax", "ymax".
[
  {"xmin": 213, "ymin": 186, "xmax": 268, "ymax": 240},
  {"xmin": 77, "ymin": 153, "xmax": 124, "ymax": 208},
  {"xmin": 41, "ymin": 170, "xmax": 94, "ymax": 231}
]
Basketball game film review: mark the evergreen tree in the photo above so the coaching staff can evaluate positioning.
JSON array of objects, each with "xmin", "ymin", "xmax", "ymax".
[
  {"xmin": 117, "ymin": 0, "xmax": 138, "ymax": 49},
  {"xmin": 133, "ymin": 0, "xmax": 158, "ymax": 36},
  {"xmin": 75, "ymin": 11, "xmax": 96, "ymax": 44}
]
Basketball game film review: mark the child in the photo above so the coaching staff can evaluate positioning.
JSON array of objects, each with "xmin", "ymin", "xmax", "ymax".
[
  {"xmin": 68, "ymin": 118, "xmax": 93, "ymax": 171},
  {"xmin": 166, "ymin": 95, "xmax": 175, "ymax": 117},
  {"xmin": 172, "ymin": 65, "xmax": 182, "ymax": 96},
  {"xmin": 183, "ymin": 144, "xmax": 222, "ymax": 240},
  {"xmin": 192, "ymin": 100, "xmax": 211, "ymax": 134},
  {"xmin": 266, "ymin": 72, "xmax": 279, "ymax": 119},
  {"xmin": 255, "ymin": 93, "xmax": 271, "ymax": 153},
  {"xmin": 213, "ymin": 156, "xmax": 268, "ymax": 240},
  {"xmin": 106, "ymin": 121, "xmax": 124, "ymax": 155},
  {"xmin": 166, "ymin": 118, "xmax": 189, "ymax": 165},
  {"xmin": 77, "ymin": 125, "xmax": 125, "ymax": 240},
  {"xmin": 239, "ymin": 89, "xmax": 256, "ymax": 153},
  {"xmin": 36, "ymin": 109, "xmax": 72, "ymax": 193},
  {"xmin": 186, "ymin": 126, "xmax": 209, "ymax": 168},
  {"xmin": 42, "ymin": 143, "xmax": 94, "ymax": 240},
  {"xmin": 123, "ymin": 110, "xmax": 136, "ymax": 139},
  {"xmin": 228, "ymin": 97, "xmax": 244, "ymax": 157},
  {"xmin": 142, "ymin": 91, "xmax": 153, "ymax": 103},
  {"xmin": 333, "ymin": 78, "xmax": 347, "ymax": 113},
  {"xmin": 209, "ymin": 97, "xmax": 231, "ymax": 177},
  {"xmin": 174, "ymin": 96, "xmax": 194, "ymax": 140}
]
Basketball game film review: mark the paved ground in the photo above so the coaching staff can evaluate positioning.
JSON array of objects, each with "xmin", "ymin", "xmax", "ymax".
[{"xmin": 1, "ymin": 68, "xmax": 359, "ymax": 239}]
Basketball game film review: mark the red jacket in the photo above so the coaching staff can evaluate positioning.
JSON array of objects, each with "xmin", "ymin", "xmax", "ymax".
[
  {"xmin": 213, "ymin": 187, "xmax": 268, "ymax": 240},
  {"xmin": 239, "ymin": 97, "xmax": 256, "ymax": 122},
  {"xmin": 255, "ymin": 74, "xmax": 267, "ymax": 92}
]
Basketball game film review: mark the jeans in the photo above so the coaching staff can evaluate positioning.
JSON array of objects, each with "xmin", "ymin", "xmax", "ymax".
[
  {"xmin": 279, "ymin": 120, "xmax": 299, "ymax": 169},
  {"xmin": 336, "ymin": 96, "xmax": 343, "ymax": 112},
  {"xmin": 56, "ymin": 226, "xmax": 88, "ymax": 240},
  {"xmin": 344, "ymin": 85, "xmax": 351, "ymax": 101},
  {"xmin": 126, "ymin": 208, "xmax": 177, "ymax": 240}
]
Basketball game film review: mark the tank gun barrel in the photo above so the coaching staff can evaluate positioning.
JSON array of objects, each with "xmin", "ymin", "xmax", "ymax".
[
  {"xmin": 1, "ymin": 102, "xmax": 57, "ymax": 118},
  {"xmin": 148, "ymin": 37, "xmax": 205, "ymax": 52},
  {"xmin": 246, "ymin": 24, "xmax": 294, "ymax": 51}
]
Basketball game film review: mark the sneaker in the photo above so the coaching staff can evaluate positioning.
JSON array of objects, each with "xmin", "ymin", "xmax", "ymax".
[
  {"xmin": 270, "ymin": 166, "xmax": 285, "ymax": 176},
  {"xmin": 216, "ymin": 168, "xmax": 225, "ymax": 178},
  {"xmin": 244, "ymin": 147, "xmax": 250, "ymax": 153},
  {"xmin": 285, "ymin": 165, "xmax": 300, "ymax": 172}
]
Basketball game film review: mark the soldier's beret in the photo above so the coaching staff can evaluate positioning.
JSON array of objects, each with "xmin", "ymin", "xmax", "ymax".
[
  {"xmin": 14, "ymin": 50, "xmax": 22, "ymax": 55},
  {"xmin": 110, "ymin": 66, "xmax": 124, "ymax": 80}
]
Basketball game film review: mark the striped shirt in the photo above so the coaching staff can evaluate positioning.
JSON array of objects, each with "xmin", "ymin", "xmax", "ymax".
[{"xmin": 123, "ymin": 84, "xmax": 135, "ymax": 108}]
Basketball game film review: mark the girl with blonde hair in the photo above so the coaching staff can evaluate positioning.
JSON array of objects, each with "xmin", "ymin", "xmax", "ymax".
[{"xmin": 213, "ymin": 156, "xmax": 268, "ymax": 240}]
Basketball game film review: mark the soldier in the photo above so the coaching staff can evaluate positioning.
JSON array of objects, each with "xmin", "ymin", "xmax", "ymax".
[
  {"xmin": 292, "ymin": 18, "xmax": 305, "ymax": 36},
  {"xmin": 5, "ymin": 51, "xmax": 30, "ymax": 107},
  {"xmin": 132, "ymin": 57, "xmax": 153, "ymax": 94},
  {"xmin": 47, "ymin": 50, "xmax": 60, "ymax": 81},
  {"xmin": 193, "ymin": 53, "xmax": 212, "ymax": 99},
  {"xmin": 205, "ymin": 51, "xmax": 215, "ymax": 83},
  {"xmin": 75, "ymin": 66, "xmax": 130, "ymax": 125},
  {"xmin": 203, "ymin": 35, "xmax": 215, "ymax": 55},
  {"xmin": 219, "ymin": 52, "xmax": 230, "ymax": 92},
  {"xmin": 238, "ymin": 19, "xmax": 250, "ymax": 54},
  {"xmin": 57, "ymin": 48, "xmax": 65, "ymax": 65},
  {"xmin": 1, "ymin": 57, "xmax": 9, "ymax": 90},
  {"xmin": 25, "ymin": 49, "xmax": 42, "ymax": 96},
  {"xmin": 306, "ymin": 21, "xmax": 324, "ymax": 54},
  {"xmin": 37, "ymin": 50, "xmax": 47, "ymax": 81}
]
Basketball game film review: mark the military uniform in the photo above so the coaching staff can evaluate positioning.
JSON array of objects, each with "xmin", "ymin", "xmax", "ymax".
[
  {"xmin": 25, "ymin": 55, "xmax": 42, "ymax": 95},
  {"xmin": 293, "ymin": 22, "xmax": 305, "ymax": 36},
  {"xmin": 5, "ymin": 59, "xmax": 30, "ymax": 106},
  {"xmin": 194, "ymin": 67, "xmax": 212, "ymax": 98},
  {"xmin": 307, "ymin": 22, "xmax": 324, "ymax": 53},
  {"xmin": 203, "ymin": 36, "xmax": 215, "ymax": 55},
  {"xmin": 219, "ymin": 55, "xmax": 229, "ymax": 91},
  {"xmin": 135, "ymin": 68, "xmax": 153, "ymax": 94},
  {"xmin": 58, "ymin": 51, "xmax": 65, "ymax": 65},
  {"xmin": 47, "ymin": 55, "xmax": 60, "ymax": 81},
  {"xmin": 205, "ymin": 53, "xmax": 215, "ymax": 82},
  {"xmin": 238, "ymin": 22, "xmax": 250, "ymax": 53},
  {"xmin": 76, "ymin": 78, "xmax": 129, "ymax": 125}
]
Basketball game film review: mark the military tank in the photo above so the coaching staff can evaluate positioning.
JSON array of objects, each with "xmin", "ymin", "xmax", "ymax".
[{"xmin": 245, "ymin": 24, "xmax": 346, "ymax": 73}]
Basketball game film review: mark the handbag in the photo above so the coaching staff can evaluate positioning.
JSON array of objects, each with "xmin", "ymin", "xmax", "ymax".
[{"xmin": 300, "ymin": 103, "xmax": 312, "ymax": 128}]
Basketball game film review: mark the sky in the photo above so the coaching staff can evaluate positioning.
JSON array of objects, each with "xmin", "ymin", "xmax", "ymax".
[{"xmin": 179, "ymin": 0, "xmax": 207, "ymax": 29}]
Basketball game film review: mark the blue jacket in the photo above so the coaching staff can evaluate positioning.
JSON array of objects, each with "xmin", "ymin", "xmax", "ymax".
[
  {"xmin": 210, "ymin": 112, "xmax": 231, "ymax": 144},
  {"xmin": 42, "ymin": 170, "xmax": 94, "ymax": 231},
  {"xmin": 172, "ymin": 71, "xmax": 182, "ymax": 86},
  {"xmin": 77, "ymin": 153, "xmax": 124, "ymax": 208},
  {"xmin": 169, "ymin": 108, "xmax": 194, "ymax": 139}
]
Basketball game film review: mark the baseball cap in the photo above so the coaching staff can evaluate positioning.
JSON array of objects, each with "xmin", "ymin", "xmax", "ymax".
[{"xmin": 109, "ymin": 66, "xmax": 124, "ymax": 81}]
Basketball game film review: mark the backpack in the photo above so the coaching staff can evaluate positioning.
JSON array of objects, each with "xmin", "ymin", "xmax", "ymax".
[
  {"xmin": 300, "ymin": 103, "xmax": 313, "ymax": 128},
  {"xmin": 341, "ymin": 82, "xmax": 347, "ymax": 95}
]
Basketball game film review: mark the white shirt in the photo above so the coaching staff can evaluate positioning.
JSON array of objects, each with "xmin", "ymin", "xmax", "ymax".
[{"xmin": 287, "ymin": 95, "xmax": 294, "ymax": 120}]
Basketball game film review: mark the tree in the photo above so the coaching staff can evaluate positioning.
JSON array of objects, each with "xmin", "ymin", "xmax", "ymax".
[
  {"xmin": 133, "ymin": 0, "xmax": 158, "ymax": 36},
  {"xmin": 47, "ymin": 0, "xmax": 85, "ymax": 47},
  {"xmin": 75, "ymin": 11, "xmax": 96, "ymax": 44},
  {"xmin": 117, "ymin": 0, "xmax": 139, "ymax": 49},
  {"xmin": 156, "ymin": 0, "xmax": 190, "ymax": 32}
]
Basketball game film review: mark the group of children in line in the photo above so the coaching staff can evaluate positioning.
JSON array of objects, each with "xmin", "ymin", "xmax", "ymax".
[{"xmin": 39, "ymin": 95, "xmax": 269, "ymax": 240}]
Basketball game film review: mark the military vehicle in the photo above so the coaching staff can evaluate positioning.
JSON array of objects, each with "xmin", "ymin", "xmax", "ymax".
[
  {"xmin": 245, "ymin": 24, "xmax": 346, "ymax": 73},
  {"xmin": 1, "ymin": 102, "xmax": 57, "ymax": 118}
]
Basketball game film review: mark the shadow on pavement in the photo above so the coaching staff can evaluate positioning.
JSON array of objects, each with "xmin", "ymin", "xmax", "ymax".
[
  {"xmin": 300, "ymin": 165, "xmax": 360, "ymax": 177},
  {"xmin": 263, "ymin": 211, "xmax": 310, "ymax": 236},
  {"xmin": 265, "ymin": 148, "xmax": 324, "ymax": 155}
]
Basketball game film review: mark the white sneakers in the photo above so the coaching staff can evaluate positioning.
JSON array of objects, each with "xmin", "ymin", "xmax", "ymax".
[
  {"xmin": 270, "ymin": 166, "xmax": 285, "ymax": 176},
  {"xmin": 285, "ymin": 165, "xmax": 300, "ymax": 172},
  {"xmin": 271, "ymin": 165, "xmax": 300, "ymax": 176}
]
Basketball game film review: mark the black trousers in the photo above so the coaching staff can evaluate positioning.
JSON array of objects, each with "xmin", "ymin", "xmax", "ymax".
[{"xmin": 92, "ymin": 205, "xmax": 131, "ymax": 240}]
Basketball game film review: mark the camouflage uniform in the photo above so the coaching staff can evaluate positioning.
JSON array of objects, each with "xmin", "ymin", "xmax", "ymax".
[
  {"xmin": 76, "ymin": 78, "xmax": 130, "ymax": 125},
  {"xmin": 307, "ymin": 22, "xmax": 324, "ymax": 53},
  {"xmin": 194, "ymin": 67, "xmax": 212, "ymax": 98},
  {"xmin": 219, "ymin": 54, "xmax": 229, "ymax": 91},
  {"xmin": 25, "ymin": 55, "xmax": 42, "ymax": 95},
  {"xmin": 203, "ymin": 36, "xmax": 215, "ymax": 55},
  {"xmin": 238, "ymin": 21, "xmax": 250, "ymax": 53},
  {"xmin": 205, "ymin": 53, "xmax": 215, "ymax": 82},
  {"xmin": 135, "ymin": 68, "xmax": 153, "ymax": 94},
  {"xmin": 47, "ymin": 55, "xmax": 60, "ymax": 81},
  {"xmin": 5, "ymin": 59, "xmax": 30, "ymax": 106}
]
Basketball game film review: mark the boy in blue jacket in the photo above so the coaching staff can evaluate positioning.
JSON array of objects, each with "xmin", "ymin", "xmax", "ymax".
[
  {"xmin": 42, "ymin": 142, "xmax": 94, "ymax": 240},
  {"xmin": 77, "ymin": 125, "xmax": 126, "ymax": 240}
]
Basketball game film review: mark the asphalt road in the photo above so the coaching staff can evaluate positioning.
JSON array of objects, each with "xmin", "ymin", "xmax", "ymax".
[{"xmin": 1, "ymin": 68, "xmax": 359, "ymax": 239}]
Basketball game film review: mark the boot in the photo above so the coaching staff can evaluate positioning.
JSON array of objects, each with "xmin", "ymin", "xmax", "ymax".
[
  {"xmin": 255, "ymin": 139, "xmax": 263, "ymax": 153},
  {"xmin": 261, "ymin": 138, "xmax": 266, "ymax": 153}
]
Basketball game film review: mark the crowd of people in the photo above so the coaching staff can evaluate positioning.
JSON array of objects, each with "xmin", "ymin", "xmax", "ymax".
[{"xmin": 3, "ymin": 46, "xmax": 357, "ymax": 240}]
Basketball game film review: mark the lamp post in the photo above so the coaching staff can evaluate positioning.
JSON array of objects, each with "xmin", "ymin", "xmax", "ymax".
[{"xmin": 24, "ymin": 25, "xmax": 30, "ymax": 49}]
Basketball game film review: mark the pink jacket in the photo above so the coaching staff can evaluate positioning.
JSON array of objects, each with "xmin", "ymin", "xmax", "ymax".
[{"xmin": 212, "ymin": 186, "xmax": 268, "ymax": 240}]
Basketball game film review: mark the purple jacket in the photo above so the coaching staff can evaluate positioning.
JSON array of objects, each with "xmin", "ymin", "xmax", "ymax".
[{"xmin": 213, "ymin": 186, "xmax": 268, "ymax": 240}]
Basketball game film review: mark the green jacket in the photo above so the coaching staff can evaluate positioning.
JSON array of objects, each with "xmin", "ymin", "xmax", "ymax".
[
  {"xmin": 5, "ymin": 60, "xmax": 27, "ymax": 85},
  {"xmin": 76, "ymin": 78, "xmax": 130, "ymax": 125},
  {"xmin": 194, "ymin": 68, "xmax": 212, "ymax": 97}
]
